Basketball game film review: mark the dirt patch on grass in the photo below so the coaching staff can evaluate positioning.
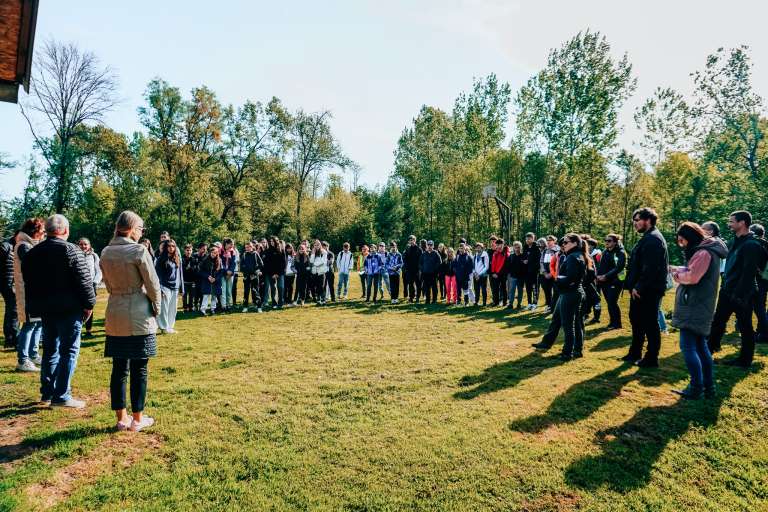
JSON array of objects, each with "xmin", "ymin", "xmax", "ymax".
[
  {"xmin": 0, "ymin": 413, "xmax": 39, "ymax": 470},
  {"xmin": 521, "ymin": 491, "xmax": 582, "ymax": 511},
  {"xmin": 24, "ymin": 432, "xmax": 162, "ymax": 510}
]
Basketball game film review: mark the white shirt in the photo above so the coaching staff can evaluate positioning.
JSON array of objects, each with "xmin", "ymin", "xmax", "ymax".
[{"xmin": 337, "ymin": 250, "xmax": 354, "ymax": 273}]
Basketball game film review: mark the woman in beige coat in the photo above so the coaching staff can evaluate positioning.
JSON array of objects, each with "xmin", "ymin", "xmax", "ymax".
[{"xmin": 100, "ymin": 211, "xmax": 161, "ymax": 432}]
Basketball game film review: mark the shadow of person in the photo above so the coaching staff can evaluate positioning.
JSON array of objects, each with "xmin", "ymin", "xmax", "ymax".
[
  {"xmin": 509, "ymin": 353, "xmax": 685, "ymax": 433},
  {"xmin": 454, "ymin": 351, "xmax": 562, "ymax": 400},
  {"xmin": 0, "ymin": 424, "xmax": 113, "ymax": 466},
  {"xmin": 562, "ymin": 362, "xmax": 762, "ymax": 491}
]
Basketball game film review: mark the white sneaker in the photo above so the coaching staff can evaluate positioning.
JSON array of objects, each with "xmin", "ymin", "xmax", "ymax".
[
  {"xmin": 242, "ymin": 307, "xmax": 248, "ymax": 313},
  {"xmin": 165, "ymin": 328, "xmax": 176, "ymax": 334},
  {"xmin": 116, "ymin": 418, "xmax": 132, "ymax": 431},
  {"xmin": 130, "ymin": 416, "xmax": 155, "ymax": 432},
  {"xmin": 16, "ymin": 360, "xmax": 39, "ymax": 372},
  {"xmin": 257, "ymin": 308, "xmax": 262, "ymax": 313},
  {"xmin": 33, "ymin": 356, "xmax": 42, "ymax": 366}
]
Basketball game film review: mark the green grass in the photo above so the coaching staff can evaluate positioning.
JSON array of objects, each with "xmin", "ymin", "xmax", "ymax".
[{"xmin": 1, "ymin": 282, "xmax": 767, "ymax": 511}]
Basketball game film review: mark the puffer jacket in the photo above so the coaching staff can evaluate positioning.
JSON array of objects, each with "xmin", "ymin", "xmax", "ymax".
[
  {"xmin": 1, "ymin": 237, "xmax": 15, "ymax": 295},
  {"xmin": 13, "ymin": 232, "xmax": 38, "ymax": 319},
  {"xmin": 310, "ymin": 251, "xmax": 328, "ymax": 275},
  {"xmin": 99, "ymin": 237, "xmax": 161, "ymax": 336}
]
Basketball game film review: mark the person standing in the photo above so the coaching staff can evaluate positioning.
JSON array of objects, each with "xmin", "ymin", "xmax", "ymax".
[
  {"xmin": 100, "ymin": 211, "xmax": 161, "ymax": 431},
  {"xmin": 437, "ymin": 243, "xmax": 448, "ymax": 301},
  {"xmin": 240, "ymin": 241, "xmax": 263, "ymax": 312},
  {"xmin": 490, "ymin": 239, "xmax": 508, "ymax": 307},
  {"xmin": 284, "ymin": 243, "xmax": 297, "ymax": 307},
  {"xmin": 219, "ymin": 239, "xmax": 237, "ymax": 311},
  {"xmin": 22, "ymin": 214, "xmax": 96, "ymax": 408},
  {"xmin": 199, "ymin": 246, "xmax": 223, "ymax": 315},
  {"xmin": 356, "ymin": 245, "xmax": 369, "ymax": 300},
  {"xmin": 293, "ymin": 243, "xmax": 311, "ymax": 306},
  {"xmin": 403, "ymin": 235, "xmax": 422, "ymax": 303},
  {"xmin": 262, "ymin": 237, "xmax": 286, "ymax": 309},
  {"xmin": 669, "ymin": 222, "xmax": 727, "ymax": 399},
  {"xmin": 522, "ymin": 233, "xmax": 541, "ymax": 310},
  {"xmin": 309, "ymin": 240, "xmax": 328, "ymax": 305},
  {"xmin": 539, "ymin": 236, "xmax": 559, "ymax": 312},
  {"xmin": 454, "ymin": 243, "xmax": 475, "ymax": 306},
  {"xmin": 78, "ymin": 238, "xmax": 102, "ymax": 338},
  {"xmin": 0, "ymin": 233, "xmax": 18, "ymax": 349},
  {"xmin": 154, "ymin": 239, "xmax": 183, "ymax": 334},
  {"xmin": 505, "ymin": 241, "xmax": 526, "ymax": 309},
  {"xmin": 192, "ymin": 243, "xmax": 207, "ymax": 312},
  {"xmin": 472, "ymin": 243, "xmax": 489, "ymax": 306},
  {"xmin": 596, "ymin": 234, "xmax": 627, "ymax": 329},
  {"xmin": 443, "ymin": 247, "xmax": 457, "ymax": 305},
  {"xmin": 14, "ymin": 219, "xmax": 45, "ymax": 372},
  {"xmin": 707, "ymin": 211, "xmax": 768, "ymax": 367},
  {"xmin": 364, "ymin": 244, "xmax": 382, "ymax": 303},
  {"xmin": 336, "ymin": 242, "xmax": 354, "ymax": 300},
  {"xmin": 420, "ymin": 241, "xmax": 441, "ymax": 304},
  {"xmin": 181, "ymin": 245, "xmax": 197, "ymax": 313},
  {"xmin": 323, "ymin": 241, "xmax": 336, "ymax": 302},
  {"xmin": 749, "ymin": 224, "xmax": 768, "ymax": 344},
  {"xmin": 622, "ymin": 207, "xmax": 669, "ymax": 368},
  {"xmin": 386, "ymin": 241, "xmax": 403, "ymax": 304}
]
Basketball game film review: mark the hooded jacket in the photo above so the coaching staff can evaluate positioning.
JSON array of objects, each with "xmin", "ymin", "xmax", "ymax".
[{"xmin": 671, "ymin": 237, "xmax": 728, "ymax": 336}]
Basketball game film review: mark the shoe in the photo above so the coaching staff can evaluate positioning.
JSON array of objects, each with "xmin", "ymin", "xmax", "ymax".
[
  {"xmin": 661, "ymin": 329, "xmax": 670, "ymax": 335},
  {"xmin": 606, "ymin": 324, "xmax": 622, "ymax": 330},
  {"xmin": 165, "ymin": 328, "xmax": 176, "ymax": 334},
  {"xmin": 543, "ymin": 306, "xmax": 551, "ymax": 314},
  {"xmin": 257, "ymin": 308, "xmax": 263, "ymax": 313},
  {"xmin": 532, "ymin": 342, "xmax": 552, "ymax": 350},
  {"xmin": 620, "ymin": 354, "xmax": 640, "ymax": 362},
  {"xmin": 587, "ymin": 318, "xmax": 600, "ymax": 325},
  {"xmin": 51, "ymin": 398, "xmax": 87, "ymax": 409},
  {"xmin": 242, "ymin": 308, "xmax": 248, "ymax": 313},
  {"xmin": 559, "ymin": 353, "xmax": 573, "ymax": 361},
  {"xmin": 529, "ymin": 305, "xmax": 537, "ymax": 311},
  {"xmin": 672, "ymin": 387, "xmax": 702, "ymax": 400},
  {"xmin": 116, "ymin": 418, "xmax": 132, "ymax": 431},
  {"xmin": 130, "ymin": 416, "xmax": 155, "ymax": 432},
  {"xmin": 83, "ymin": 332, "xmax": 94, "ymax": 339},
  {"xmin": 393, "ymin": 299, "xmax": 399, "ymax": 304},
  {"xmin": 635, "ymin": 358, "xmax": 659, "ymax": 368},
  {"xmin": 16, "ymin": 360, "xmax": 39, "ymax": 372},
  {"xmin": 33, "ymin": 355, "xmax": 43, "ymax": 366},
  {"xmin": 158, "ymin": 329, "xmax": 165, "ymax": 335},
  {"xmin": 572, "ymin": 352, "xmax": 583, "ymax": 359}
]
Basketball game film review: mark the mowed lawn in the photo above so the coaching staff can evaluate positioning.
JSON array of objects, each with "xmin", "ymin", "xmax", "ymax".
[{"xmin": 1, "ymin": 281, "xmax": 767, "ymax": 511}]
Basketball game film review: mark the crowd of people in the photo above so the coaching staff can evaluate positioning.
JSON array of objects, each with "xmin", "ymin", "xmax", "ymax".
[{"xmin": 2, "ymin": 207, "xmax": 767, "ymax": 433}]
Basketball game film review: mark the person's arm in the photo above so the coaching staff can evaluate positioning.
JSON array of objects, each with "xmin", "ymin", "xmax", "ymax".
[
  {"xmin": 603, "ymin": 250, "xmax": 626, "ymax": 280},
  {"xmin": 138, "ymin": 247, "xmax": 162, "ymax": 315},
  {"xmin": 672, "ymin": 250, "xmax": 712, "ymax": 285},
  {"xmin": 635, "ymin": 239, "xmax": 666, "ymax": 296},
  {"xmin": 68, "ymin": 245, "xmax": 97, "ymax": 311},
  {"xmin": 92, "ymin": 253, "xmax": 103, "ymax": 285}
]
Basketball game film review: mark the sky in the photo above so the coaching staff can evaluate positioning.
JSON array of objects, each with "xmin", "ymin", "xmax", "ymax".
[{"xmin": 2, "ymin": 0, "xmax": 767, "ymax": 199}]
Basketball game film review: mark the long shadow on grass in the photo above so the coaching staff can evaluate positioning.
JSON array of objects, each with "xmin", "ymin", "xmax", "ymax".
[
  {"xmin": 562, "ymin": 362, "xmax": 761, "ymax": 491},
  {"xmin": 0, "ymin": 424, "xmax": 112, "ymax": 466},
  {"xmin": 454, "ymin": 351, "xmax": 562, "ymax": 399},
  {"xmin": 509, "ymin": 353, "xmax": 685, "ymax": 434}
]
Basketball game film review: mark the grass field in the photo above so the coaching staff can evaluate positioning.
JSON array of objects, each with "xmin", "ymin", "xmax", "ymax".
[{"xmin": 1, "ymin": 281, "xmax": 767, "ymax": 511}]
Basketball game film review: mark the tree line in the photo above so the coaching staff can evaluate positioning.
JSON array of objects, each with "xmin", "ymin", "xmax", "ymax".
[{"xmin": 2, "ymin": 32, "xmax": 766, "ymax": 254}]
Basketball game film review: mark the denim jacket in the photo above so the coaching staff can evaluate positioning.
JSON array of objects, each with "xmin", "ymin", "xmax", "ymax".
[{"xmin": 386, "ymin": 251, "xmax": 403, "ymax": 275}]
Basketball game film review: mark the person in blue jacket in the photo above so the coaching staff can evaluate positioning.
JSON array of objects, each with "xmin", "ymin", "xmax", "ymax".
[
  {"xmin": 453, "ymin": 243, "xmax": 475, "ymax": 306},
  {"xmin": 385, "ymin": 241, "xmax": 403, "ymax": 304},
  {"xmin": 364, "ymin": 244, "xmax": 383, "ymax": 303}
]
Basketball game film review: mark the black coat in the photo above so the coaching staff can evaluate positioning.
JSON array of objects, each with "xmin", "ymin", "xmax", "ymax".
[
  {"xmin": 522, "ymin": 244, "xmax": 541, "ymax": 276},
  {"xmin": 240, "ymin": 251, "xmax": 264, "ymax": 276},
  {"xmin": 419, "ymin": 250, "xmax": 442, "ymax": 274},
  {"xmin": 403, "ymin": 245, "xmax": 422, "ymax": 273},
  {"xmin": 596, "ymin": 246, "xmax": 626, "ymax": 286},
  {"xmin": 722, "ymin": 232, "xmax": 768, "ymax": 302},
  {"xmin": 262, "ymin": 247, "xmax": 286, "ymax": 276},
  {"xmin": 0, "ymin": 237, "xmax": 14, "ymax": 295},
  {"xmin": 21, "ymin": 237, "xmax": 96, "ymax": 317},
  {"xmin": 504, "ymin": 252, "xmax": 526, "ymax": 279},
  {"xmin": 624, "ymin": 228, "xmax": 669, "ymax": 297},
  {"xmin": 556, "ymin": 250, "xmax": 586, "ymax": 293}
]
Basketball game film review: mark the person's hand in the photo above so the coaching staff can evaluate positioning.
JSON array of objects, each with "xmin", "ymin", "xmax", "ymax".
[
  {"xmin": 597, "ymin": 275, "xmax": 606, "ymax": 282},
  {"xmin": 631, "ymin": 289, "xmax": 641, "ymax": 300},
  {"xmin": 227, "ymin": 271, "xmax": 233, "ymax": 277},
  {"xmin": 208, "ymin": 276, "xmax": 215, "ymax": 283},
  {"xmin": 83, "ymin": 309, "xmax": 93, "ymax": 322}
]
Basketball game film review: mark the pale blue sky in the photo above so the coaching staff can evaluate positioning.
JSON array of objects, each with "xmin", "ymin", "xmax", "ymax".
[{"xmin": 2, "ymin": 0, "xmax": 767, "ymax": 199}]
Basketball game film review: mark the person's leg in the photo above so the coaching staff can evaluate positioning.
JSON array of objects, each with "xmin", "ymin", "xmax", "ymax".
[
  {"xmin": 500, "ymin": 275, "xmax": 508, "ymax": 306},
  {"xmin": 392, "ymin": 274, "xmax": 400, "ymax": 300},
  {"xmin": 524, "ymin": 277, "xmax": 533, "ymax": 306},
  {"xmin": 227, "ymin": 275, "xmax": 235, "ymax": 308},
  {"xmin": 538, "ymin": 295, "xmax": 563, "ymax": 347},
  {"xmin": 574, "ymin": 294, "xmax": 586, "ymax": 355},
  {"xmin": 603, "ymin": 284, "xmax": 622, "ymax": 327},
  {"xmin": 642, "ymin": 295, "xmax": 663, "ymax": 364},
  {"xmin": 415, "ymin": 273, "xmax": 422, "ymax": 302},
  {"xmin": 157, "ymin": 287, "xmax": 169, "ymax": 330},
  {"xmin": 360, "ymin": 273, "xmax": 367, "ymax": 299},
  {"xmin": 734, "ymin": 302, "xmax": 756, "ymax": 364},
  {"xmin": 366, "ymin": 274, "xmax": 374, "ymax": 301},
  {"xmin": 129, "ymin": 358, "xmax": 149, "ymax": 417},
  {"xmin": 242, "ymin": 276, "xmax": 252, "ymax": 308},
  {"xmin": 707, "ymin": 293, "xmax": 733, "ymax": 353},
  {"xmin": 480, "ymin": 276, "xmax": 488, "ymax": 305},
  {"xmin": 423, "ymin": 274, "xmax": 432, "ymax": 303},
  {"xmin": 17, "ymin": 320, "xmax": 35, "ymax": 365},
  {"xmin": 679, "ymin": 329, "xmax": 704, "ymax": 393},
  {"xmin": 167, "ymin": 289, "xmax": 178, "ymax": 330},
  {"xmin": 39, "ymin": 317, "xmax": 62, "ymax": 401},
  {"xmin": 382, "ymin": 273, "xmax": 391, "ymax": 297},
  {"xmin": 336, "ymin": 272, "xmax": 344, "ymax": 298},
  {"xmin": 50, "ymin": 314, "xmax": 83, "ymax": 403},
  {"xmin": 490, "ymin": 276, "xmax": 499, "ymax": 305},
  {"xmin": 200, "ymin": 294, "xmax": 210, "ymax": 313},
  {"xmin": 560, "ymin": 293, "xmax": 579, "ymax": 357},
  {"xmin": 626, "ymin": 297, "xmax": 645, "ymax": 360},
  {"xmin": 405, "ymin": 272, "xmax": 414, "ymax": 301},
  {"xmin": 542, "ymin": 278, "xmax": 553, "ymax": 309},
  {"xmin": 232, "ymin": 273, "xmax": 239, "ymax": 307},
  {"xmin": 657, "ymin": 308, "xmax": 667, "ymax": 332},
  {"xmin": 696, "ymin": 335, "xmax": 715, "ymax": 393},
  {"xmin": 473, "ymin": 278, "xmax": 480, "ymax": 305},
  {"xmin": 277, "ymin": 275, "xmax": 285, "ymax": 306},
  {"xmin": 110, "ymin": 358, "xmax": 130, "ymax": 424},
  {"xmin": 754, "ymin": 280, "xmax": 768, "ymax": 342},
  {"xmin": 2, "ymin": 290, "xmax": 19, "ymax": 348},
  {"xmin": 327, "ymin": 272, "xmax": 336, "ymax": 301}
]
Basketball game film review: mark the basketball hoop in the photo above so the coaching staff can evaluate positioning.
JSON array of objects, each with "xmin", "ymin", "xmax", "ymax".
[{"xmin": 482, "ymin": 185, "xmax": 496, "ymax": 199}]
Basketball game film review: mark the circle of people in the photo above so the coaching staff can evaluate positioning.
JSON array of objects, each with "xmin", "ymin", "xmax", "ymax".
[{"xmin": 2, "ymin": 207, "xmax": 767, "ymax": 433}]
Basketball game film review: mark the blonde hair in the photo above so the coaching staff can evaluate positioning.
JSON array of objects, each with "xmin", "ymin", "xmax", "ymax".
[{"xmin": 114, "ymin": 211, "xmax": 143, "ymax": 238}]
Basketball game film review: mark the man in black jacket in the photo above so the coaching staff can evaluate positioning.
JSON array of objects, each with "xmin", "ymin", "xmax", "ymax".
[
  {"xmin": 707, "ymin": 211, "xmax": 768, "ymax": 367},
  {"xmin": 419, "ymin": 240, "xmax": 442, "ymax": 304},
  {"xmin": 22, "ymin": 215, "xmax": 96, "ymax": 408},
  {"xmin": 522, "ymin": 233, "xmax": 541, "ymax": 309},
  {"xmin": 1, "ymin": 235, "xmax": 18, "ymax": 348},
  {"xmin": 596, "ymin": 234, "xmax": 627, "ymax": 329},
  {"xmin": 403, "ymin": 235, "xmax": 422, "ymax": 303},
  {"xmin": 622, "ymin": 207, "xmax": 669, "ymax": 368},
  {"xmin": 750, "ymin": 224, "xmax": 768, "ymax": 344}
]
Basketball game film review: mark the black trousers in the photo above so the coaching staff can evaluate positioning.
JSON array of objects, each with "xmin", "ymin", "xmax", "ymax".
[
  {"xmin": 525, "ymin": 274, "xmax": 538, "ymax": 305},
  {"xmin": 438, "ymin": 273, "xmax": 446, "ymax": 300},
  {"xmin": 232, "ymin": 273, "xmax": 239, "ymax": 306},
  {"xmin": 755, "ymin": 279, "xmax": 768, "ymax": 341},
  {"xmin": 84, "ymin": 284, "xmax": 98, "ymax": 332},
  {"xmin": 182, "ymin": 281, "xmax": 196, "ymax": 311},
  {"xmin": 359, "ymin": 272, "xmax": 367, "ymax": 298},
  {"xmin": 325, "ymin": 271, "xmax": 335, "ymax": 301},
  {"xmin": 540, "ymin": 277, "xmax": 554, "ymax": 308},
  {"xmin": 560, "ymin": 290, "xmax": 585, "ymax": 356},
  {"xmin": 473, "ymin": 275, "xmax": 488, "ymax": 305},
  {"xmin": 600, "ymin": 283, "xmax": 622, "ymax": 327},
  {"xmin": 285, "ymin": 275, "xmax": 295, "ymax": 304},
  {"xmin": 490, "ymin": 275, "xmax": 504, "ymax": 305},
  {"xmin": 422, "ymin": 273, "xmax": 438, "ymax": 303},
  {"xmin": 1, "ymin": 289, "xmax": 18, "ymax": 347},
  {"xmin": 404, "ymin": 270, "xmax": 418, "ymax": 301},
  {"xmin": 542, "ymin": 295, "xmax": 562, "ymax": 345},
  {"xmin": 499, "ymin": 274, "xmax": 507, "ymax": 305},
  {"xmin": 295, "ymin": 273, "xmax": 309, "ymax": 302},
  {"xmin": 708, "ymin": 291, "xmax": 755, "ymax": 363},
  {"xmin": 110, "ymin": 358, "xmax": 148, "ymax": 412},
  {"xmin": 628, "ymin": 293, "xmax": 663, "ymax": 362},
  {"xmin": 389, "ymin": 273, "xmax": 400, "ymax": 300},
  {"xmin": 311, "ymin": 274, "xmax": 326, "ymax": 302},
  {"xmin": 243, "ymin": 274, "xmax": 261, "ymax": 307}
]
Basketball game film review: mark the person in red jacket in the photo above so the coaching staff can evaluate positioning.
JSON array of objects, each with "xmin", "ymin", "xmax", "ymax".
[{"xmin": 490, "ymin": 239, "xmax": 510, "ymax": 307}]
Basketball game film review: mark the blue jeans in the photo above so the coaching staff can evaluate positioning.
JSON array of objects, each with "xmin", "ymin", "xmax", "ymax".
[
  {"xmin": 17, "ymin": 319, "xmax": 42, "ymax": 364},
  {"xmin": 657, "ymin": 308, "xmax": 667, "ymax": 331},
  {"xmin": 40, "ymin": 313, "xmax": 83, "ymax": 402},
  {"xmin": 337, "ymin": 272, "xmax": 350, "ymax": 297},
  {"xmin": 265, "ymin": 275, "xmax": 285, "ymax": 306},
  {"xmin": 679, "ymin": 328, "xmax": 714, "ymax": 392}
]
